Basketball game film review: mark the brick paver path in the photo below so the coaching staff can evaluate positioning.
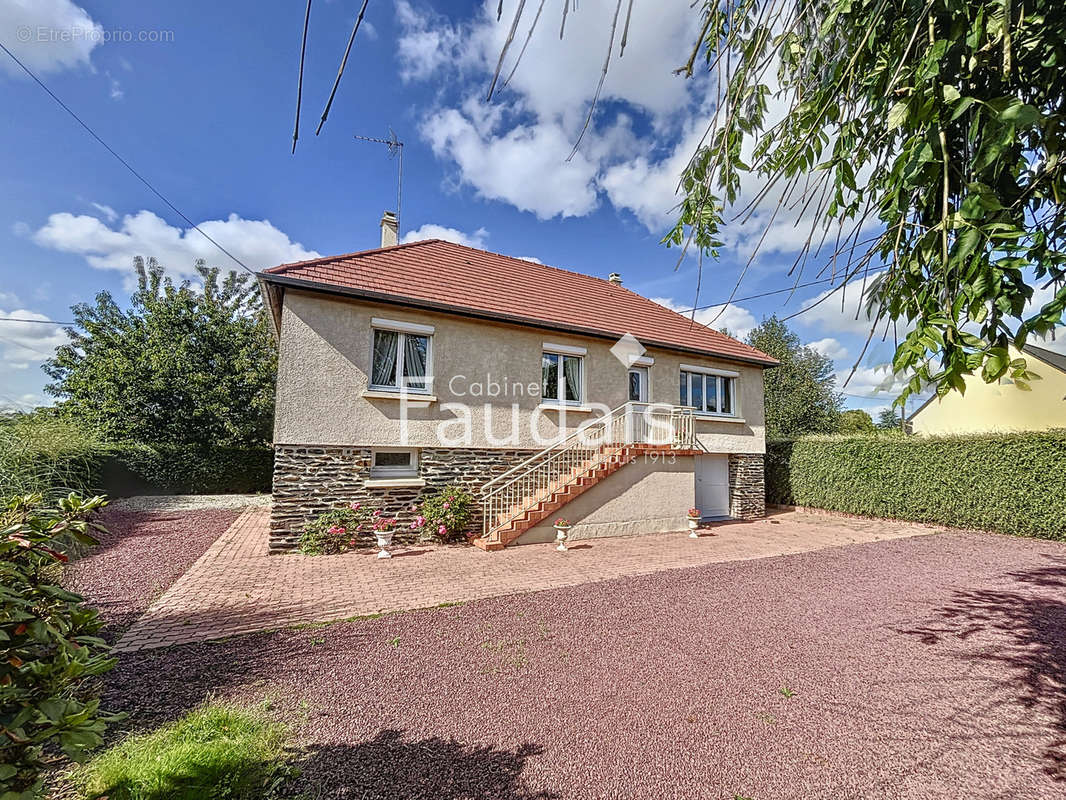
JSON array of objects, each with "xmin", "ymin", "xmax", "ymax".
[{"xmin": 115, "ymin": 508, "xmax": 940, "ymax": 652}]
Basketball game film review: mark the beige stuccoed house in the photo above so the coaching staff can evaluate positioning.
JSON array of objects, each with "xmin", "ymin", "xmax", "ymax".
[{"xmin": 258, "ymin": 213, "xmax": 778, "ymax": 552}]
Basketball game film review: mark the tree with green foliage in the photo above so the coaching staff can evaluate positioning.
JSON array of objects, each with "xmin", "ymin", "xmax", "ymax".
[
  {"xmin": 656, "ymin": 0, "xmax": 1065, "ymax": 406},
  {"xmin": 746, "ymin": 316, "xmax": 843, "ymax": 437},
  {"xmin": 877, "ymin": 407, "xmax": 905, "ymax": 430},
  {"xmin": 44, "ymin": 258, "xmax": 276, "ymax": 450},
  {"xmin": 838, "ymin": 409, "xmax": 876, "ymax": 433}
]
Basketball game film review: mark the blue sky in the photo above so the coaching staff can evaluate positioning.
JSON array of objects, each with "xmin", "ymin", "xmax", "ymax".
[{"xmin": 3, "ymin": 0, "xmax": 1059, "ymax": 418}]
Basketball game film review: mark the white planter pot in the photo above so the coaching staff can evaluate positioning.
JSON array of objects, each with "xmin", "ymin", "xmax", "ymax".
[
  {"xmin": 554, "ymin": 526, "xmax": 571, "ymax": 552},
  {"xmin": 375, "ymin": 530, "xmax": 395, "ymax": 559},
  {"xmin": 687, "ymin": 517, "xmax": 700, "ymax": 538}
]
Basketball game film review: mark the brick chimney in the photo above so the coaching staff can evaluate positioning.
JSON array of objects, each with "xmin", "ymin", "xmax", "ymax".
[
  {"xmin": 380, "ymin": 211, "xmax": 398, "ymax": 248},
  {"xmin": 608, "ymin": 272, "xmax": 623, "ymax": 286}
]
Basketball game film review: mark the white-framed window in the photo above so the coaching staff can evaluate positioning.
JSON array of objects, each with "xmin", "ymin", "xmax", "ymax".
[
  {"xmin": 680, "ymin": 368, "xmax": 737, "ymax": 416},
  {"xmin": 542, "ymin": 348, "xmax": 584, "ymax": 405},
  {"xmin": 370, "ymin": 318, "xmax": 433, "ymax": 393},
  {"xmin": 370, "ymin": 448, "xmax": 419, "ymax": 478}
]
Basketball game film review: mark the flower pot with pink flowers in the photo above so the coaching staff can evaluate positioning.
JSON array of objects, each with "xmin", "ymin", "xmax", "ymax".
[
  {"xmin": 687, "ymin": 507, "xmax": 701, "ymax": 537},
  {"xmin": 553, "ymin": 518, "xmax": 572, "ymax": 551},
  {"xmin": 371, "ymin": 511, "xmax": 396, "ymax": 558}
]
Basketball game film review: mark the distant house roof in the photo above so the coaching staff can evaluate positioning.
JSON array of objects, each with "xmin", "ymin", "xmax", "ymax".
[
  {"xmin": 907, "ymin": 341, "xmax": 1066, "ymax": 421},
  {"xmin": 1023, "ymin": 343, "xmax": 1066, "ymax": 374},
  {"xmin": 259, "ymin": 239, "xmax": 777, "ymax": 367}
]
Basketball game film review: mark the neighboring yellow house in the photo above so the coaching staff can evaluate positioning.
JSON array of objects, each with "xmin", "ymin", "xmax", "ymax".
[{"xmin": 909, "ymin": 344, "xmax": 1066, "ymax": 435}]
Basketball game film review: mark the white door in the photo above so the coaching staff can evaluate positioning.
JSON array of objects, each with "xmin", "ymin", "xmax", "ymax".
[{"xmin": 695, "ymin": 455, "xmax": 730, "ymax": 519}]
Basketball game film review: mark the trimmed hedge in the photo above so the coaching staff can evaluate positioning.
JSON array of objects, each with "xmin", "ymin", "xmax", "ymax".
[
  {"xmin": 766, "ymin": 430, "xmax": 1066, "ymax": 539},
  {"xmin": 104, "ymin": 443, "xmax": 274, "ymax": 495}
]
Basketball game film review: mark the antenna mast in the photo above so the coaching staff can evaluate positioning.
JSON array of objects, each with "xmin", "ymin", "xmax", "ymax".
[{"xmin": 354, "ymin": 129, "xmax": 404, "ymax": 232}]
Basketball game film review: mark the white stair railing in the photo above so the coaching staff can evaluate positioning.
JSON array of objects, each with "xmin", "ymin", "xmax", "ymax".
[{"xmin": 480, "ymin": 403, "xmax": 696, "ymax": 539}]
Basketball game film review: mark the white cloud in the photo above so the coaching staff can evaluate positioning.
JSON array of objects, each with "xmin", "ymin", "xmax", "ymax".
[
  {"xmin": 837, "ymin": 364, "xmax": 910, "ymax": 397},
  {"xmin": 401, "ymin": 223, "xmax": 488, "ymax": 248},
  {"xmin": 0, "ymin": 393, "xmax": 42, "ymax": 413},
  {"xmin": 0, "ymin": 309, "xmax": 68, "ymax": 365},
  {"xmin": 0, "ymin": 0, "xmax": 103, "ymax": 77},
  {"xmin": 90, "ymin": 202, "xmax": 118, "ymax": 222},
  {"xmin": 807, "ymin": 337, "xmax": 849, "ymax": 361},
  {"xmin": 422, "ymin": 106, "xmax": 600, "ymax": 219},
  {"xmin": 32, "ymin": 210, "xmax": 319, "ymax": 281},
  {"xmin": 0, "ymin": 290, "xmax": 18, "ymax": 306},
  {"xmin": 650, "ymin": 296, "xmax": 756, "ymax": 341},
  {"xmin": 399, "ymin": 1, "xmax": 709, "ymax": 223},
  {"xmin": 106, "ymin": 71, "xmax": 123, "ymax": 100},
  {"xmin": 795, "ymin": 279, "xmax": 893, "ymax": 339}
]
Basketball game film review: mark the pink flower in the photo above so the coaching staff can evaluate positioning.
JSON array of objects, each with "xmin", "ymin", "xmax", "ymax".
[
  {"xmin": 411, "ymin": 505, "xmax": 419, "ymax": 512},
  {"xmin": 372, "ymin": 509, "xmax": 382, "ymax": 517},
  {"xmin": 443, "ymin": 502, "xmax": 451, "ymax": 510},
  {"xmin": 348, "ymin": 538, "xmax": 356, "ymax": 546},
  {"xmin": 438, "ymin": 524, "xmax": 447, "ymax": 535},
  {"xmin": 409, "ymin": 521, "xmax": 419, "ymax": 530},
  {"xmin": 415, "ymin": 515, "xmax": 426, "ymax": 527},
  {"xmin": 349, "ymin": 501, "xmax": 362, "ymax": 511},
  {"xmin": 328, "ymin": 525, "xmax": 346, "ymax": 536}
]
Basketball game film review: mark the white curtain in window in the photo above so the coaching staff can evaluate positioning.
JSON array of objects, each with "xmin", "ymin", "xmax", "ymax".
[
  {"xmin": 563, "ymin": 356, "xmax": 581, "ymax": 402},
  {"xmin": 402, "ymin": 334, "xmax": 429, "ymax": 389},
  {"xmin": 372, "ymin": 330, "xmax": 398, "ymax": 386},
  {"xmin": 542, "ymin": 353, "xmax": 558, "ymax": 399}
]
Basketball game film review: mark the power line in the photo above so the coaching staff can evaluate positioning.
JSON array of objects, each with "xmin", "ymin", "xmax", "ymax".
[
  {"xmin": 0, "ymin": 317, "xmax": 74, "ymax": 325},
  {"xmin": 316, "ymin": 0, "xmax": 372, "ymax": 137},
  {"xmin": 0, "ymin": 40, "xmax": 255, "ymax": 277},
  {"xmin": 679, "ymin": 269, "xmax": 889, "ymax": 313}
]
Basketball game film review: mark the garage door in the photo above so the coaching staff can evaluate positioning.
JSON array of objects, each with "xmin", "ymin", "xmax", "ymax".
[{"xmin": 695, "ymin": 455, "xmax": 730, "ymax": 519}]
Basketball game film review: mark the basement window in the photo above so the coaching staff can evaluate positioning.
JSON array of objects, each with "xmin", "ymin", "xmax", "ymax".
[{"xmin": 370, "ymin": 449, "xmax": 419, "ymax": 479}]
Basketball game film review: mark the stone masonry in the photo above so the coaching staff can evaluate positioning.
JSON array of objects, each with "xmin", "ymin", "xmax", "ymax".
[
  {"xmin": 728, "ymin": 453, "xmax": 766, "ymax": 519},
  {"xmin": 270, "ymin": 446, "xmax": 538, "ymax": 552}
]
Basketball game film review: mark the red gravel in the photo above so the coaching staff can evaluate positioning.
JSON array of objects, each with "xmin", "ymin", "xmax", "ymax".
[
  {"xmin": 102, "ymin": 529, "xmax": 1066, "ymax": 799},
  {"xmin": 65, "ymin": 508, "xmax": 240, "ymax": 641}
]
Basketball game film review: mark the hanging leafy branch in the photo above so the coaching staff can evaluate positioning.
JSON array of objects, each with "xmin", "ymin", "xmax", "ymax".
[
  {"xmin": 664, "ymin": 0, "xmax": 1065, "ymax": 403},
  {"xmin": 493, "ymin": 0, "xmax": 1065, "ymax": 403}
]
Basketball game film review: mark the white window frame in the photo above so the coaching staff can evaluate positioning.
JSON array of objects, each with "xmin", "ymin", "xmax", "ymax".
[
  {"xmin": 679, "ymin": 366, "xmax": 739, "ymax": 417},
  {"xmin": 541, "ymin": 346, "xmax": 585, "ymax": 407},
  {"xmin": 370, "ymin": 448, "xmax": 419, "ymax": 478},
  {"xmin": 369, "ymin": 318, "xmax": 434, "ymax": 394}
]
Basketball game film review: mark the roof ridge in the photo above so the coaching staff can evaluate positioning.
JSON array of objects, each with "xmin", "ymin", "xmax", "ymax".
[{"xmin": 263, "ymin": 238, "xmax": 442, "ymax": 274}]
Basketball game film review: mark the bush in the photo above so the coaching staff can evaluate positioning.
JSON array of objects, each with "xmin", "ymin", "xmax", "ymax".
[
  {"xmin": 765, "ymin": 431, "xmax": 1066, "ymax": 538},
  {"xmin": 1, "ymin": 493, "xmax": 120, "ymax": 798},
  {"xmin": 106, "ymin": 443, "xmax": 273, "ymax": 494},
  {"xmin": 418, "ymin": 485, "xmax": 476, "ymax": 542},
  {"xmin": 72, "ymin": 704, "xmax": 292, "ymax": 800},
  {"xmin": 0, "ymin": 414, "xmax": 105, "ymax": 500},
  {"xmin": 298, "ymin": 506, "xmax": 367, "ymax": 555}
]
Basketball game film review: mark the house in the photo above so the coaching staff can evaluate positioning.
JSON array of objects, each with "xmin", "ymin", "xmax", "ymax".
[
  {"xmin": 257, "ymin": 212, "xmax": 777, "ymax": 551},
  {"xmin": 908, "ymin": 344, "xmax": 1066, "ymax": 435}
]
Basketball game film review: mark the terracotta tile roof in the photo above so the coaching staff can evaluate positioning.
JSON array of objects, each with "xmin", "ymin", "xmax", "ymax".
[{"xmin": 261, "ymin": 239, "xmax": 777, "ymax": 366}]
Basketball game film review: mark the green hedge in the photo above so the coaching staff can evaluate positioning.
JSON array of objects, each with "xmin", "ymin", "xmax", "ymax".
[
  {"xmin": 766, "ymin": 431, "xmax": 1066, "ymax": 539},
  {"xmin": 105, "ymin": 443, "xmax": 273, "ymax": 495}
]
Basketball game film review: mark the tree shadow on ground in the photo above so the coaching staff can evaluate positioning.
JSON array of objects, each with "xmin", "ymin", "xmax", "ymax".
[
  {"xmin": 895, "ymin": 554, "xmax": 1066, "ymax": 779},
  {"xmin": 281, "ymin": 729, "xmax": 555, "ymax": 800}
]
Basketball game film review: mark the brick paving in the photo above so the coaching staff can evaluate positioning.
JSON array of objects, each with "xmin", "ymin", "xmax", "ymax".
[{"xmin": 115, "ymin": 508, "xmax": 941, "ymax": 652}]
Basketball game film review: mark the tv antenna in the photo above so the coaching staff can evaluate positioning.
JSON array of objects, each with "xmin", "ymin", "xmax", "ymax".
[{"xmin": 354, "ymin": 129, "xmax": 404, "ymax": 233}]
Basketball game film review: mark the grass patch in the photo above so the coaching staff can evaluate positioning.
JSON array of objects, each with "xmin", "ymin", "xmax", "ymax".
[{"xmin": 72, "ymin": 704, "xmax": 292, "ymax": 800}]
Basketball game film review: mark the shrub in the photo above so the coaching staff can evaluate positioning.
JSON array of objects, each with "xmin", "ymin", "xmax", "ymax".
[
  {"xmin": 765, "ymin": 431, "xmax": 1066, "ymax": 538},
  {"xmin": 418, "ymin": 485, "xmax": 476, "ymax": 542},
  {"xmin": 72, "ymin": 704, "xmax": 292, "ymax": 800},
  {"xmin": 0, "ymin": 414, "xmax": 105, "ymax": 500},
  {"xmin": 1, "ymin": 493, "xmax": 120, "ymax": 798},
  {"xmin": 298, "ymin": 505, "xmax": 368, "ymax": 555}
]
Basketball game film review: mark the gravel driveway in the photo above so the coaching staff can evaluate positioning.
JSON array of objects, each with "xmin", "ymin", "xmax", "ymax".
[
  {"xmin": 100, "ymin": 528, "xmax": 1066, "ymax": 799},
  {"xmin": 64, "ymin": 507, "xmax": 243, "ymax": 641}
]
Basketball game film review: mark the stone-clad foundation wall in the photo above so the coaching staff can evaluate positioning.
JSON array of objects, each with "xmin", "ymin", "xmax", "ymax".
[
  {"xmin": 270, "ymin": 445, "xmax": 538, "ymax": 552},
  {"xmin": 728, "ymin": 453, "xmax": 765, "ymax": 519}
]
